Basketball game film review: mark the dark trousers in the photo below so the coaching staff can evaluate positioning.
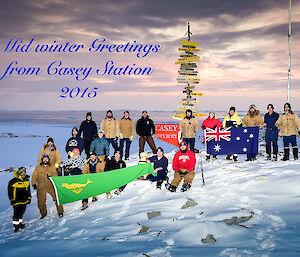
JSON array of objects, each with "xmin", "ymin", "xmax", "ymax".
[
  {"xmin": 183, "ymin": 138, "xmax": 196, "ymax": 152},
  {"xmin": 139, "ymin": 136, "xmax": 157, "ymax": 154},
  {"xmin": 119, "ymin": 138, "xmax": 132, "ymax": 159},
  {"xmin": 147, "ymin": 171, "xmax": 167, "ymax": 182},
  {"xmin": 265, "ymin": 129, "xmax": 278, "ymax": 154},
  {"xmin": 107, "ymin": 138, "xmax": 119, "ymax": 151},
  {"xmin": 84, "ymin": 139, "xmax": 92, "ymax": 158},
  {"xmin": 283, "ymin": 135, "xmax": 297, "ymax": 148},
  {"xmin": 13, "ymin": 204, "xmax": 27, "ymax": 224},
  {"xmin": 247, "ymin": 153, "xmax": 257, "ymax": 160}
]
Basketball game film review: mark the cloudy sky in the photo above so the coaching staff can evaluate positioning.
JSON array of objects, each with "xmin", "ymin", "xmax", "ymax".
[{"xmin": 0, "ymin": 0, "xmax": 300, "ymax": 113}]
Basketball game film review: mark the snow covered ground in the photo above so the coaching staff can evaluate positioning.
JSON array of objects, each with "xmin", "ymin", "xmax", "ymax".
[{"xmin": 1, "ymin": 122, "xmax": 300, "ymax": 257}]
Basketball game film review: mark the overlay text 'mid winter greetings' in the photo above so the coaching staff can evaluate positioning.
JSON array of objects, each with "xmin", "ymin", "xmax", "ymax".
[{"xmin": 0, "ymin": 37, "xmax": 161, "ymax": 99}]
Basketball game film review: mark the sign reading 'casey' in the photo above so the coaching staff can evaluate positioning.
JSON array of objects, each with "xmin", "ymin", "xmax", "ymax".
[{"xmin": 155, "ymin": 123, "xmax": 180, "ymax": 147}]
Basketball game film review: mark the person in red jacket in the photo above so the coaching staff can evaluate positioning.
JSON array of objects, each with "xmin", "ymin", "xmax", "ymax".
[
  {"xmin": 201, "ymin": 112, "xmax": 222, "ymax": 161},
  {"xmin": 166, "ymin": 141, "xmax": 196, "ymax": 192}
]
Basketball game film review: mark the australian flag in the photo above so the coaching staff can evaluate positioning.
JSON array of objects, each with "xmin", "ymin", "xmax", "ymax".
[{"xmin": 205, "ymin": 127, "xmax": 259, "ymax": 155}]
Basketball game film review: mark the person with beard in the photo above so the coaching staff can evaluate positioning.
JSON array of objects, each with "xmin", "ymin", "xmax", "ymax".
[
  {"xmin": 242, "ymin": 104, "xmax": 264, "ymax": 161},
  {"xmin": 61, "ymin": 148, "xmax": 86, "ymax": 175},
  {"xmin": 179, "ymin": 109, "xmax": 200, "ymax": 152},
  {"xmin": 78, "ymin": 112, "xmax": 98, "ymax": 158},
  {"xmin": 223, "ymin": 106, "xmax": 242, "ymax": 162},
  {"xmin": 38, "ymin": 137, "xmax": 62, "ymax": 167},
  {"xmin": 89, "ymin": 130, "xmax": 110, "ymax": 159},
  {"xmin": 81, "ymin": 152, "xmax": 106, "ymax": 210},
  {"xmin": 7, "ymin": 167, "xmax": 31, "ymax": 232},
  {"xmin": 261, "ymin": 104, "xmax": 280, "ymax": 161},
  {"xmin": 136, "ymin": 110, "xmax": 157, "ymax": 154},
  {"xmin": 119, "ymin": 111, "xmax": 135, "ymax": 160},
  {"xmin": 65, "ymin": 127, "xmax": 85, "ymax": 158},
  {"xmin": 32, "ymin": 155, "xmax": 64, "ymax": 219},
  {"xmin": 100, "ymin": 110, "xmax": 120, "ymax": 152},
  {"xmin": 276, "ymin": 103, "xmax": 300, "ymax": 161},
  {"xmin": 166, "ymin": 141, "xmax": 196, "ymax": 192}
]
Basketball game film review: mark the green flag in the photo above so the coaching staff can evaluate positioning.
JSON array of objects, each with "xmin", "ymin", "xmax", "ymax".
[{"xmin": 49, "ymin": 163, "xmax": 155, "ymax": 205}]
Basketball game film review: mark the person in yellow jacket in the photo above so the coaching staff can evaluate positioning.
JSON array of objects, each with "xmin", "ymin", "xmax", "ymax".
[
  {"xmin": 179, "ymin": 109, "xmax": 200, "ymax": 152},
  {"xmin": 276, "ymin": 103, "xmax": 300, "ymax": 161},
  {"xmin": 119, "ymin": 111, "xmax": 135, "ymax": 160},
  {"xmin": 32, "ymin": 154, "xmax": 64, "ymax": 219},
  {"xmin": 223, "ymin": 106, "xmax": 242, "ymax": 161},
  {"xmin": 100, "ymin": 110, "xmax": 119, "ymax": 152},
  {"xmin": 38, "ymin": 137, "xmax": 62, "ymax": 168}
]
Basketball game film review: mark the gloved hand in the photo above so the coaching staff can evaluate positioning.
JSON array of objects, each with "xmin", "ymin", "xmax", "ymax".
[
  {"xmin": 119, "ymin": 133, "xmax": 123, "ymax": 139},
  {"xmin": 114, "ymin": 137, "xmax": 118, "ymax": 141},
  {"xmin": 10, "ymin": 200, "xmax": 16, "ymax": 205},
  {"xmin": 298, "ymin": 131, "xmax": 300, "ymax": 136},
  {"xmin": 213, "ymin": 125, "xmax": 217, "ymax": 129},
  {"xmin": 130, "ymin": 136, "xmax": 134, "ymax": 141},
  {"xmin": 32, "ymin": 184, "xmax": 37, "ymax": 190},
  {"xmin": 27, "ymin": 199, "xmax": 31, "ymax": 204},
  {"xmin": 202, "ymin": 126, "xmax": 206, "ymax": 130}
]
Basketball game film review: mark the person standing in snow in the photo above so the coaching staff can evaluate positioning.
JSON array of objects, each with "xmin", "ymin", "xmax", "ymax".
[
  {"xmin": 119, "ymin": 111, "xmax": 135, "ymax": 160},
  {"xmin": 32, "ymin": 155, "xmax": 64, "ymax": 219},
  {"xmin": 201, "ymin": 112, "xmax": 222, "ymax": 161},
  {"xmin": 81, "ymin": 152, "xmax": 106, "ymax": 210},
  {"xmin": 100, "ymin": 110, "xmax": 119, "ymax": 152},
  {"xmin": 65, "ymin": 127, "xmax": 85, "ymax": 158},
  {"xmin": 223, "ymin": 106, "xmax": 242, "ymax": 162},
  {"xmin": 38, "ymin": 137, "xmax": 62, "ymax": 167},
  {"xmin": 275, "ymin": 103, "xmax": 300, "ymax": 161},
  {"xmin": 89, "ymin": 130, "xmax": 110, "ymax": 159},
  {"xmin": 61, "ymin": 148, "xmax": 86, "ymax": 175},
  {"xmin": 7, "ymin": 167, "xmax": 31, "ymax": 232},
  {"xmin": 136, "ymin": 111, "xmax": 157, "ymax": 154},
  {"xmin": 78, "ymin": 112, "xmax": 98, "ymax": 158},
  {"xmin": 166, "ymin": 141, "xmax": 196, "ymax": 192},
  {"xmin": 261, "ymin": 104, "xmax": 279, "ymax": 161},
  {"xmin": 242, "ymin": 104, "xmax": 264, "ymax": 161},
  {"xmin": 179, "ymin": 109, "xmax": 200, "ymax": 152},
  {"xmin": 146, "ymin": 147, "xmax": 169, "ymax": 189}
]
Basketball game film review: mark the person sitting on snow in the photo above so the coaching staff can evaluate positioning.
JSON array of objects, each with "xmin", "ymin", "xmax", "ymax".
[
  {"xmin": 61, "ymin": 148, "xmax": 85, "ymax": 175},
  {"xmin": 146, "ymin": 147, "xmax": 169, "ymax": 189},
  {"xmin": 166, "ymin": 141, "xmax": 196, "ymax": 192}
]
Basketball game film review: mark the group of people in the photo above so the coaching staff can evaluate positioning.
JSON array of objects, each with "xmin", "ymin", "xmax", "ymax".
[{"xmin": 7, "ymin": 103, "xmax": 300, "ymax": 232}]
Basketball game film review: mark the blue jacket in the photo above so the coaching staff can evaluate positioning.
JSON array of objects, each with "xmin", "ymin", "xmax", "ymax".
[
  {"xmin": 89, "ymin": 137, "xmax": 110, "ymax": 156},
  {"xmin": 264, "ymin": 112, "xmax": 279, "ymax": 130},
  {"xmin": 65, "ymin": 136, "xmax": 85, "ymax": 153},
  {"xmin": 149, "ymin": 155, "xmax": 168, "ymax": 175}
]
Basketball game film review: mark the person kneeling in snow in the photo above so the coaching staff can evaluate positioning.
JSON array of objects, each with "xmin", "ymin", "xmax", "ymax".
[
  {"xmin": 32, "ymin": 155, "xmax": 64, "ymax": 219},
  {"xmin": 146, "ymin": 147, "xmax": 169, "ymax": 189},
  {"xmin": 7, "ymin": 167, "xmax": 31, "ymax": 232},
  {"xmin": 61, "ymin": 148, "xmax": 85, "ymax": 175},
  {"xmin": 166, "ymin": 141, "xmax": 196, "ymax": 192}
]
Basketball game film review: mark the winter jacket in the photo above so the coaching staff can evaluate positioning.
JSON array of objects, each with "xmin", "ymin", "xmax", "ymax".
[
  {"xmin": 90, "ymin": 137, "xmax": 110, "ymax": 156},
  {"xmin": 82, "ymin": 156, "xmax": 106, "ymax": 174},
  {"xmin": 136, "ymin": 116, "xmax": 155, "ymax": 137},
  {"xmin": 179, "ymin": 116, "xmax": 200, "ymax": 138},
  {"xmin": 31, "ymin": 163, "xmax": 58, "ymax": 191},
  {"xmin": 201, "ymin": 117, "xmax": 222, "ymax": 130},
  {"xmin": 8, "ymin": 170, "xmax": 31, "ymax": 206},
  {"xmin": 78, "ymin": 119, "xmax": 98, "ymax": 141},
  {"xmin": 119, "ymin": 117, "xmax": 135, "ymax": 138},
  {"xmin": 275, "ymin": 112, "xmax": 300, "ymax": 136},
  {"xmin": 62, "ymin": 155, "xmax": 86, "ymax": 175},
  {"xmin": 149, "ymin": 155, "xmax": 168, "ymax": 177},
  {"xmin": 173, "ymin": 141, "xmax": 196, "ymax": 172},
  {"xmin": 242, "ymin": 111, "xmax": 264, "ymax": 127},
  {"xmin": 264, "ymin": 112, "xmax": 279, "ymax": 130},
  {"xmin": 100, "ymin": 117, "xmax": 120, "ymax": 139},
  {"xmin": 65, "ymin": 136, "xmax": 85, "ymax": 154},
  {"xmin": 222, "ymin": 112, "xmax": 242, "ymax": 127},
  {"xmin": 105, "ymin": 157, "xmax": 126, "ymax": 171},
  {"xmin": 38, "ymin": 144, "xmax": 62, "ymax": 166}
]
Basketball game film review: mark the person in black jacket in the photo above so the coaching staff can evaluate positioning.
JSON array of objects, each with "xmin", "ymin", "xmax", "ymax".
[
  {"xmin": 78, "ymin": 112, "xmax": 98, "ymax": 158},
  {"xmin": 7, "ymin": 167, "xmax": 31, "ymax": 232},
  {"xmin": 136, "ymin": 111, "xmax": 157, "ymax": 154},
  {"xmin": 65, "ymin": 127, "xmax": 85, "ymax": 158},
  {"xmin": 105, "ymin": 150, "xmax": 127, "ymax": 195}
]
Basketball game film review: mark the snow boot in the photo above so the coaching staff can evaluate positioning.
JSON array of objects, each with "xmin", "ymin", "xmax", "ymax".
[
  {"xmin": 266, "ymin": 148, "xmax": 271, "ymax": 160},
  {"xmin": 272, "ymin": 154, "xmax": 277, "ymax": 161},
  {"xmin": 156, "ymin": 180, "xmax": 163, "ymax": 189},
  {"xmin": 282, "ymin": 148, "xmax": 290, "ymax": 161},
  {"xmin": 13, "ymin": 224, "xmax": 20, "ymax": 233},
  {"xmin": 58, "ymin": 213, "xmax": 63, "ymax": 218},
  {"xmin": 81, "ymin": 202, "xmax": 88, "ymax": 210},
  {"xmin": 92, "ymin": 197, "xmax": 98, "ymax": 202},
  {"xmin": 181, "ymin": 183, "xmax": 191, "ymax": 192},
  {"xmin": 212, "ymin": 155, "xmax": 218, "ymax": 161},
  {"xmin": 293, "ymin": 147, "xmax": 298, "ymax": 160},
  {"xmin": 19, "ymin": 223, "xmax": 26, "ymax": 229},
  {"xmin": 206, "ymin": 155, "xmax": 210, "ymax": 161},
  {"xmin": 166, "ymin": 184, "xmax": 177, "ymax": 192},
  {"xmin": 106, "ymin": 193, "xmax": 112, "ymax": 199},
  {"xmin": 232, "ymin": 155, "xmax": 238, "ymax": 162},
  {"xmin": 114, "ymin": 189, "xmax": 122, "ymax": 195},
  {"xmin": 225, "ymin": 155, "xmax": 231, "ymax": 161},
  {"xmin": 40, "ymin": 213, "xmax": 47, "ymax": 219}
]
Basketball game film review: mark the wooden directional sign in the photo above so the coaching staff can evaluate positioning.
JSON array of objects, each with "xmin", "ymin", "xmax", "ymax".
[
  {"xmin": 181, "ymin": 40, "xmax": 199, "ymax": 47},
  {"xmin": 178, "ymin": 48, "xmax": 200, "ymax": 52},
  {"xmin": 190, "ymin": 92, "xmax": 204, "ymax": 96},
  {"xmin": 185, "ymin": 86, "xmax": 195, "ymax": 89}
]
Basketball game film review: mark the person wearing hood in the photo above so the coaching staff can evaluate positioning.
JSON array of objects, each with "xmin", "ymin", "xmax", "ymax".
[
  {"xmin": 78, "ymin": 112, "xmax": 98, "ymax": 158},
  {"xmin": 242, "ymin": 104, "xmax": 264, "ymax": 161},
  {"xmin": 81, "ymin": 152, "xmax": 106, "ymax": 210},
  {"xmin": 32, "ymin": 154, "xmax": 64, "ymax": 219},
  {"xmin": 223, "ymin": 106, "xmax": 242, "ymax": 162},
  {"xmin": 38, "ymin": 137, "xmax": 62, "ymax": 167},
  {"xmin": 89, "ymin": 130, "xmax": 110, "ymax": 158},
  {"xmin": 166, "ymin": 141, "xmax": 196, "ymax": 192},
  {"xmin": 179, "ymin": 109, "xmax": 200, "ymax": 152},
  {"xmin": 61, "ymin": 148, "xmax": 86, "ymax": 175},
  {"xmin": 201, "ymin": 112, "xmax": 222, "ymax": 161},
  {"xmin": 119, "ymin": 111, "xmax": 135, "ymax": 160},
  {"xmin": 65, "ymin": 127, "xmax": 85, "ymax": 158},
  {"xmin": 7, "ymin": 167, "xmax": 31, "ymax": 232},
  {"xmin": 276, "ymin": 103, "xmax": 300, "ymax": 161},
  {"xmin": 261, "ymin": 104, "xmax": 279, "ymax": 161},
  {"xmin": 100, "ymin": 110, "xmax": 120, "ymax": 152},
  {"xmin": 136, "ymin": 111, "xmax": 157, "ymax": 154}
]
